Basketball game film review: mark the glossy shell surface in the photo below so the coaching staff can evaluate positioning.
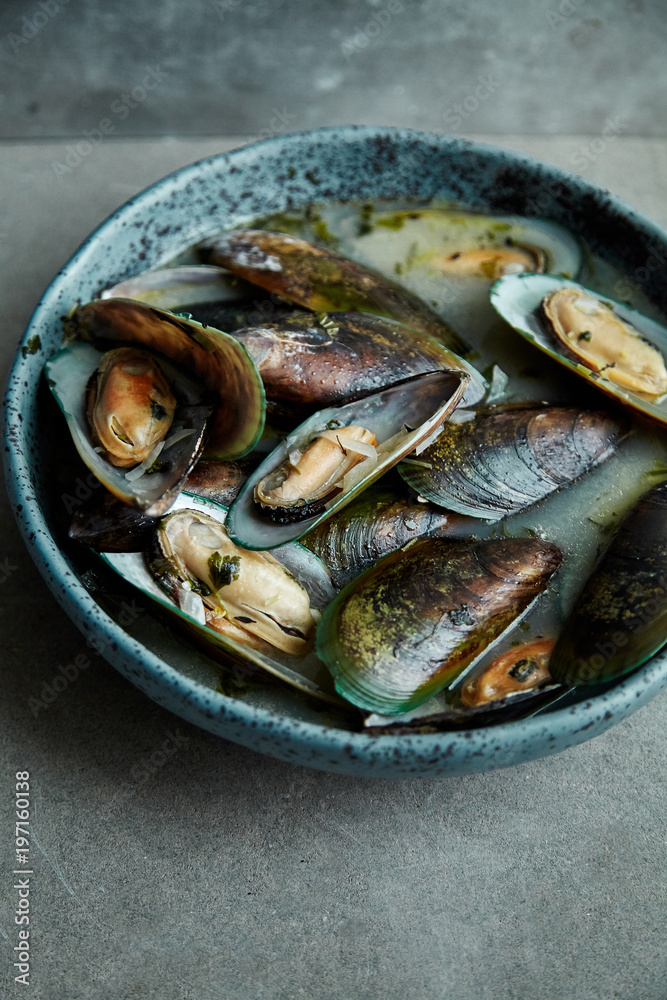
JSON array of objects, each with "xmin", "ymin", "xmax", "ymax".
[{"xmin": 6, "ymin": 127, "xmax": 667, "ymax": 777}]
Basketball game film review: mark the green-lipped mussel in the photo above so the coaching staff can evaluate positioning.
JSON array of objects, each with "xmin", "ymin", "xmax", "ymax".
[
  {"xmin": 226, "ymin": 369, "xmax": 470, "ymax": 550},
  {"xmin": 550, "ymin": 481, "xmax": 667, "ymax": 685},
  {"xmin": 316, "ymin": 536, "xmax": 562, "ymax": 714},
  {"xmin": 302, "ymin": 483, "xmax": 474, "ymax": 588},
  {"xmin": 398, "ymin": 404, "xmax": 623, "ymax": 520},
  {"xmin": 197, "ymin": 229, "xmax": 470, "ymax": 355},
  {"xmin": 101, "ymin": 495, "xmax": 342, "ymax": 703},
  {"xmin": 225, "ymin": 310, "xmax": 486, "ymax": 423},
  {"xmin": 491, "ymin": 274, "xmax": 667, "ymax": 425},
  {"xmin": 47, "ymin": 298, "xmax": 265, "ymax": 515}
]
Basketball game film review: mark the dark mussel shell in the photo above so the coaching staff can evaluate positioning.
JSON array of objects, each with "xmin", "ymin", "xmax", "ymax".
[
  {"xmin": 197, "ymin": 229, "xmax": 469, "ymax": 355},
  {"xmin": 301, "ymin": 484, "xmax": 474, "ymax": 588},
  {"xmin": 550, "ymin": 481, "xmax": 667, "ymax": 685},
  {"xmin": 399, "ymin": 404, "xmax": 624, "ymax": 520},
  {"xmin": 229, "ymin": 310, "xmax": 485, "ymax": 424},
  {"xmin": 316, "ymin": 536, "xmax": 562, "ymax": 714}
]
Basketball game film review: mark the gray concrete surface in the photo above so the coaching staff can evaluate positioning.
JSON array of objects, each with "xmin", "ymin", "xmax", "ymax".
[
  {"xmin": 0, "ymin": 0, "xmax": 665, "ymax": 139},
  {"xmin": 1, "ymin": 136, "xmax": 666, "ymax": 999}
]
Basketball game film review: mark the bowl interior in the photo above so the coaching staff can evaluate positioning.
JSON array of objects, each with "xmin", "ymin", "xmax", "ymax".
[{"xmin": 6, "ymin": 125, "xmax": 667, "ymax": 777}]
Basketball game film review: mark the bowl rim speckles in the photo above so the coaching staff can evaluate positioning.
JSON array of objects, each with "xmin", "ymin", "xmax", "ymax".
[{"xmin": 5, "ymin": 125, "xmax": 667, "ymax": 778}]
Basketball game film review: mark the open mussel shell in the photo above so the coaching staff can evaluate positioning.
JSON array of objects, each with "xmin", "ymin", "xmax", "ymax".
[
  {"xmin": 359, "ymin": 209, "xmax": 582, "ymax": 280},
  {"xmin": 316, "ymin": 535, "xmax": 562, "ymax": 715},
  {"xmin": 230, "ymin": 309, "xmax": 486, "ymax": 422},
  {"xmin": 197, "ymin": 229, "xmax": 470, "ymax": 355},
  {"xmin": 225, "ymin": 370, "xmax": 470, "ymax": 550},
  {"xmin": 101, "ymin": 265, "xmax": 253, "ymax": 311},
  {"xmin": 550, "ymin": 481, "xmax": 667, "ymax": 685},
  {"xmin": 301, "ymin": 483, "xmax": 474, "ymax": 588},
  {"xmin": 100, "ymin": 494, "xmax": 343, "ymax": 704},
  {"xmin": 398, "ymin": 403, "xmax": 624, "ymax": 520},
  {"xmin": 67, "ymin": 298, "xmax": 266, "ymax": 459},
  {"xmin": 46, "ymin": 341, "xmax": 210, "ymax": 516},
  {"xmin": 491, "ymin": 274, "xmax": 667, "ymax": 424}
]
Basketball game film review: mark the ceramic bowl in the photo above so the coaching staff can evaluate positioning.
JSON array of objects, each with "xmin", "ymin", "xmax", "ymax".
[{"xmin": 5, "ymin": 125, "xmax": 667, "ymax": 778}]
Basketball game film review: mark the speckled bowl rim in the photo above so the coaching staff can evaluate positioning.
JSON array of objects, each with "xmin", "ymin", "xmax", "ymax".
[{"xmin": 5, "ymin": 125, "xmax": 667, "ymax": 778}]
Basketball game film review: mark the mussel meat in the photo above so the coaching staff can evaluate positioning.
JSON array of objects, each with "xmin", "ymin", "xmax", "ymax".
[
  {"xmin": 85, "ymin": 347, "xmax": 177, "ymax": 468},
  {"xmin": 316, "ymin": 536, "xmax": 562, "ymax": 714},
  {"xmin": 398, "ymin": 404, "xmax": 623, "ymax": 520},
  {"xmin": 460, "ymin": 638, "xmax": 555, "ymax": 708},
  {"xmin": 541, "ymin": 286, "xmax": 667, "ymax": 397},
  {"xmin": 150, "ymin": 507, "xmax": 317, "ymax": 654},
  {"xmin": 550, "ymin": 481, "xmax": 667, "ymax": 685},
  {"xmin": 255, "ymin": 425, "xmax": 378, "ymax": 523}
]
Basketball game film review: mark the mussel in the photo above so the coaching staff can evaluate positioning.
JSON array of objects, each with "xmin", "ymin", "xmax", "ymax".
[
  {"xmin": 302, "ymin": 484, "xmax": 473, "ymax": 588},
  {"xmin": 47, "ymin": 341, "xmax": 210, "ymax": 516},
  {"xmin": 491, "ymin": 274, "xmax": 667, "ymax": 425},
  {"xmin": 85, "ymin": 347, "xmax": 177, "ymax": 468},
  {"xmin": 226, "ymin": 369, "xmax": 469, "ymax": 550},
  {"xmin": 197, "ymin": 229, "xmax": 469, "ymax": 354},
  {"xmin": 398, "ymin": 404, "xmax": 623, "ymax": 520},
  {"xmin": 227, "ymin": 310, "xmax": 486, "ymax": 422},
  {"xmin": 48, "ymin": 299, "xmax": 266, "ymax": 515},
  {"xmin": 541, "ymin": 286, "xmax": 667, "ymax": 397},
  {"xmin": 355, "ymin": 209, "xmax": 582, "ymax": 281},
  {"xmin": 459, "ymin": 639, "xmax": 555, "ymax": 708},
  {"xmin": 550, "ymin": 481, "xmax": 667, "ymax": 685},
  {"xmin": 101, "ymin": 495, "xmax": 341, "ymax": 702},
  {"xmin": 316, "ymin": 536, "xmax": 562, "ymax": 714}
]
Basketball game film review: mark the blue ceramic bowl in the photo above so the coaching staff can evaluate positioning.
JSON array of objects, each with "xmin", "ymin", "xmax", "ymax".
[{"xmin": 6, "ymin": 126, "xmax": 667, "ymax": 778}]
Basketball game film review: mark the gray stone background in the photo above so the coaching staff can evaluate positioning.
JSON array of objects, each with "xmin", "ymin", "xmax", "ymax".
[
  {"xmin": 2, "ymin": 2, "xmax": 667, "ymax": 999},
  {"xmin": 0, "ymin": 0, "xmax": 664, "ymax": 140}
]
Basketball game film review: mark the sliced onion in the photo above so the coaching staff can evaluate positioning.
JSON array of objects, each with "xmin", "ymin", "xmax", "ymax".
[
  {"xmin": 124, "ymin": 440, "xmax": 165, "ymax": 481},
  {"xmin": 317, "ymin": 428, "xmax": 378, "ymax": 458},
  {"xmin": 341, "ymin": 455, "xmax": 377, "ymax": 494},
  {"xmin": 163, "ymin": 427, "xmax": 196, "ymax": 451},
  {"xmin": 176, "ymin": 586, "xmax": 206, "ymax": 624}
]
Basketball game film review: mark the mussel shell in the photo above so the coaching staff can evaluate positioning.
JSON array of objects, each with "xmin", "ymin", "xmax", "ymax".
[
  {"xmin": 46, "ymin": 341, "xmax": 210, "ymax": 516},
  {"xmin": 100, "ymin": 494, "xmax": 343, "ymax": 704},
  {"xmin": 550, "ymin": 481, "xmax": 667, "ymax": 685},
  {"xmin": 226, "ymin": 370, "xmax": 470, "ymax": 550},
  {"xmin": 491, "ymin": 274, "xmax": 667, "ymax": 425},
  {"xmin": 101, "ymin": 265, "xmax": 253, "ymax": 310},
  {"xmin": 66, "ymin": 298, "xmax": 266, "ymax": 460},
  {"xmin": 230, "ymin": 310, "xmax": 486, "ymax": 422},
  {"xmin": 398, "ymin": 404, "xmax": 623, "ymax": 520},
  {"xmin": 197, "ymin": 229, "xmax": 469, "ymax": 355},
  {"xmin": 69, "ymin": 490, "xmax": 159, "ymax": 551},
  {"xmin": 316, "ymin": 536, "xmax": 562, "ymax": 714},
  {"xmin": 301, "ymin": 484, "xmax": 474, "ymax": 588}
]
